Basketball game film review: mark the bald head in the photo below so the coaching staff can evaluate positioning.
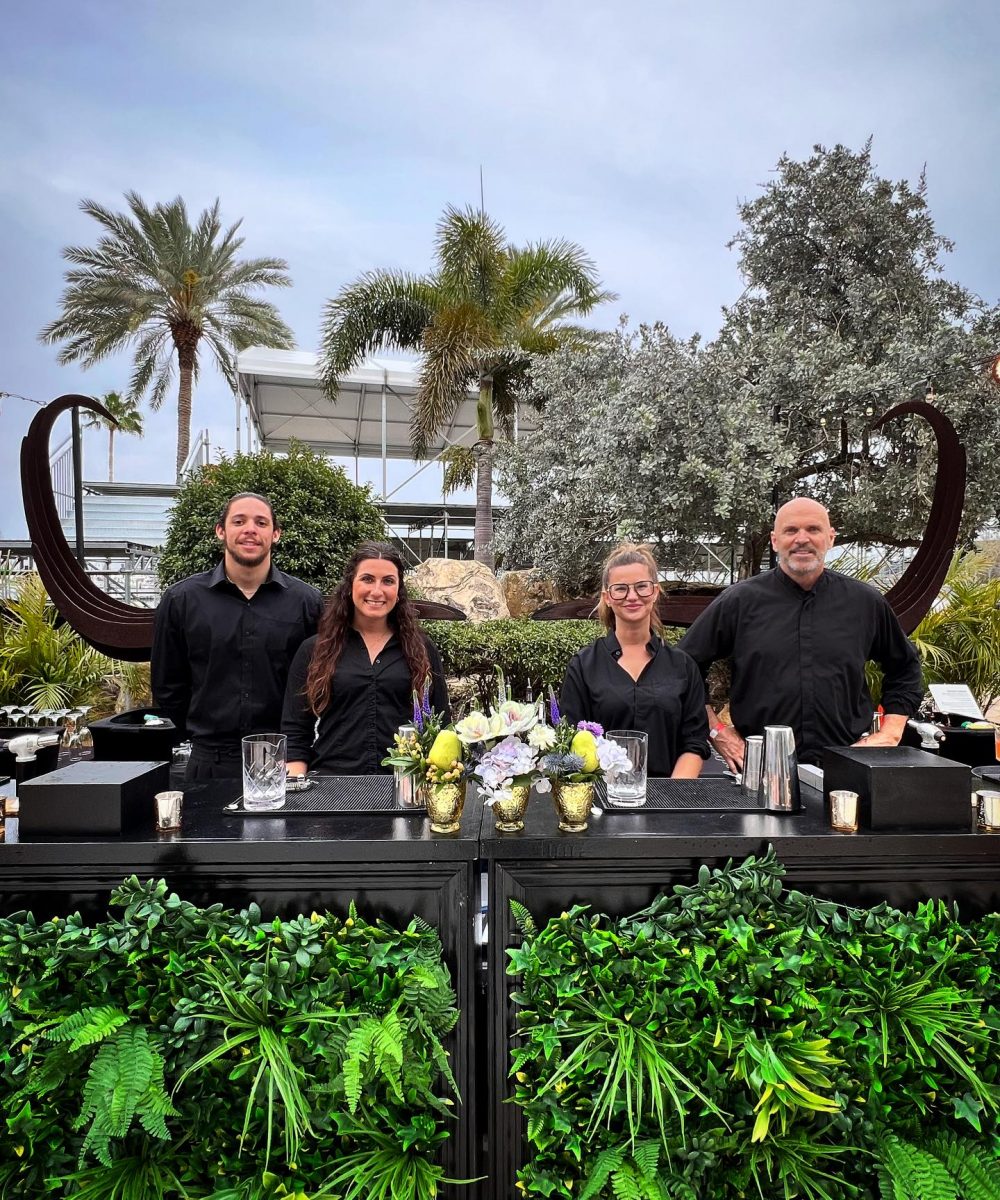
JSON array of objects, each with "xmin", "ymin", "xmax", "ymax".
[{"xmin": 771, "ymin": 497, "xmax": 836, "ymax": 587}]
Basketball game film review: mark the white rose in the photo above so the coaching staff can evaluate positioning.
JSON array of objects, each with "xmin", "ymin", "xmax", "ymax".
[{"xmin": 455, "ymin": 711, "xmax": 492, "ymax": 745}]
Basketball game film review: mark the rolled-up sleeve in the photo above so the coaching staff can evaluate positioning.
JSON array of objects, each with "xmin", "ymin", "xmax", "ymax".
[
  {"xmin": 873, "ymin": 598, "xmax": 924, "ymax": 717},
  {"xmin": 151, "ymin": 589, "xmax": 191, "ymax": 738},
  {"xmin": 281, "ymin": 640, "xmax": 317, "ymax": 765},
  {"xmin": 678, "ymin": 652, "xmax": 710, "ymax": 758}
]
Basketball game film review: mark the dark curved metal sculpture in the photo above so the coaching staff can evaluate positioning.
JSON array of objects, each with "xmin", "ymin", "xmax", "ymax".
[
  {"xmin": 531, "ymin": 398, "xmax": 966, "ymax": 635},
  {"xmin": 20, "ymin": 395, "xmax": 466, "ymax": 662}
]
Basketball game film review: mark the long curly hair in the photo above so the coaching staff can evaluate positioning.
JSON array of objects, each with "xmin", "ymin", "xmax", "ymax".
[
  {"xmin": 304, "ymin": 542, "xmax": 431, "ymax": 715},
  {"xmin": 596, "ymin": 542, "xmax": 665, "ymax": 635}
]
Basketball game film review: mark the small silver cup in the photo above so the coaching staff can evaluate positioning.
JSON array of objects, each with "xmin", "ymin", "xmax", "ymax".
[
  {"xmin": 741, "ymin": 736, "xmax": 763, "ymax": 798},
  {"xmin": 758, "ymin": 725, "xmax": 801, "ymax": 813},
  {"xmin": 976, "ymin": 790, "xmax": 1000, "ymax": 831},
  {"xmin": 829, "ymin": 789, "xmax": 859, "ymax": 832},
  {"xmin": 154, "ymin": 790, "xmax": 183, "ymax": 832}
]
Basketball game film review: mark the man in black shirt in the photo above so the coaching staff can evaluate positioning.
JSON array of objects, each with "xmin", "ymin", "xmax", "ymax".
[
  {"xmin": 151, "ymin": 493, "xmax": 324, "ymax": 780},
  {"xmin": 678, "ymin": 497, "xmax": 923, "ymax": 768}
]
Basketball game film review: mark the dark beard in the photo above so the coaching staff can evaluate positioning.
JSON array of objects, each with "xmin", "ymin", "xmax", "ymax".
[{"xmin": 229, "ymin": 545, "xmax": 269, "ymax": 569}]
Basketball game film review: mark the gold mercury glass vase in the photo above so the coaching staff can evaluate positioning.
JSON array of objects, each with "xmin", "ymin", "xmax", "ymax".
[
  {"xmin": 425, "ymin": 780, "xmax": 466, "ymax": 834},
  {"xmin": 551, "ymin": 780, "xmax": 594, "ymax": 833},
  {"xmin": 492, "ymin": 782, "xmax": 530, "ymax": 833}
]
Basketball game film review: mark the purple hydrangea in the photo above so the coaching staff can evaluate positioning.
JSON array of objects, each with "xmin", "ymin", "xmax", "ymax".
[{"xmin": 576, "ymin": 720, "xmax": 604, "ymax": 737}]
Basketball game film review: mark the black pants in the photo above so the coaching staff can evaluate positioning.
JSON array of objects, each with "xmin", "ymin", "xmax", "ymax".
[{"xmin": 185, "ymin": 742, "xmax": 242, "ymax": 785}]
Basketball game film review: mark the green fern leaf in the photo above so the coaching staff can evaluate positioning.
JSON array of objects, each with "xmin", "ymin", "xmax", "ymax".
[
  {"xmin": 632, "ymin": 1140, "xmax": 660, "ymax": 1179},
  {"xmin": 510, "ymin": 900, "xmax": 537, "ymax": 937},
  {"xmin": 579, "ymin": 1145, "xmax": 625, "ymax": 1200},
  {"xmin": 43, "ymin": 1006, "xmax": 129, "ymax": 1050},
  {"xmin": 880, "ymin": 1135, "xmax": 959, "ymax": 1200},
  {"xmin": 612, "ymin": 1163, "xmax": 643, "ymax": 1200}
]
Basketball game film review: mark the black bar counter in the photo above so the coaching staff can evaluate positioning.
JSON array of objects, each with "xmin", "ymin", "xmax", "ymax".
[
  {"xmin": 0, "ymin": 776, "xmax": 482, "ymax": 1188},
  {"xmin": 480, "ymin": 786, "xmax": 1000, "ymax": 1200},
  {"xmin": 3, "ymin": 776, "xmax": 1000, "ymax": 1199}
]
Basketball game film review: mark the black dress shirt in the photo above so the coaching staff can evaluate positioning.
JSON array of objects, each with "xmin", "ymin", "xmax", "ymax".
[
  {"xmin": 678, "ymin": 568, "xmax": 924, "ymax": 764},
  {"xmin": 281, "ymin": 629, "xmax": 450, "ymax": 774},
  {"xmin": 151, "ymin": 562, "xmax": 324, "ymax": 750},
  {"xmin": 560, "ymin": 632, "xmax": 710, "ymax": 776}
]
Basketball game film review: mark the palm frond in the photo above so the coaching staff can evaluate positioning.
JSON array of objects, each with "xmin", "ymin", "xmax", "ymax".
[{"xmin": 318, "ymin": 270, "xmax": 438, "ymax": 395}]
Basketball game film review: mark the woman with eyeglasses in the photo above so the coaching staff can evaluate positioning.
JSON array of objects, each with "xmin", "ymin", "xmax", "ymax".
[{"xmin": 559, "ymin": 543, "xmax": 709, "ymax": 777}]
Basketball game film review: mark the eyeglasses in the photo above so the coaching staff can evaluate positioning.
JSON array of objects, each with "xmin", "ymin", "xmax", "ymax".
[{"xmin": 606, "ymin": 580, "xmax": 658, "ymax": 600}]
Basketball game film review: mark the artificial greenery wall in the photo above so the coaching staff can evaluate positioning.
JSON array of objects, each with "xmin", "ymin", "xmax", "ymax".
[
  {"xmin": 508, "ymin": 850, "xmax": 1000, "ymax": 1200},
  {"xmin": 0, "ymin": 879, "xmax": 461, "ymax": 1200}
]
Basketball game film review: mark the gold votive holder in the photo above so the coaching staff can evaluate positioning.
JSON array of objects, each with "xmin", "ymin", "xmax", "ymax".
[{"xmin": 828, "ymin": 789, "xmax": 859, "ymax": 833}]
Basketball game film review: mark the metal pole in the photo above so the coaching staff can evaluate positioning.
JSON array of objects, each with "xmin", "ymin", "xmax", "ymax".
[
  {"xmin": 444, "ymin": 508, "xmax": 449, "ymax": 559},
  {"xmin": 71, "ymin": 406, "xmax": 85, "ymax": 566},
  {"xmin": 381, "ymin": 376, "xmax": 388, "ymax": 499},
  {"xmin": 235, "ymin": 391, "xmax": 241, "ymax": 455}
]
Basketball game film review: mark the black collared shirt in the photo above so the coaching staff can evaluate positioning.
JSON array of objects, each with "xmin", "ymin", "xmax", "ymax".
[
  {"xmin": 151, "ymin": 561, "xmax": 324, "ymax": 749},
  {"xmin": 281, "ymin": 629, "xmax": 451, "ymax": 774},
  {"xmin": 559, "ymin": 632, "xmax": 709, "ymax": 776},
  {"xmin": 678, "ymin": 568, "xmax": 924, "ymax": 764}
]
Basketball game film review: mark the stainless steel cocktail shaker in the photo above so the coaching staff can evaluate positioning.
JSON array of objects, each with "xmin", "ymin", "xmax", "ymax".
[{"xmin": 757, "ymin": 725, "xmax": 801, "ymax": 813}]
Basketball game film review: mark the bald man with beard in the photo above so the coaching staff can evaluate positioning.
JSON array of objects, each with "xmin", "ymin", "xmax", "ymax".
[{"xmin": 678, "ymin": 497, "xmax": 923, "ymax": 769}]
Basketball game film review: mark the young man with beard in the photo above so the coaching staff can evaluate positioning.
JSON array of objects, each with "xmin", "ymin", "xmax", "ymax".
[
  {"xmin": 152, "ymin": 493, "xmax": 324, "ymax": 781},
  {"xmin": 678, "ymin": 497, "xmax": 923, "ymax": 769}
]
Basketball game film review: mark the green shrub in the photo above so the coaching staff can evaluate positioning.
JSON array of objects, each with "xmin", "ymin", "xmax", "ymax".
[
  {"xmin": 157, "ymin": 442, "xmax": 386, "ymax": 592},
  {"xmin": 509, "ymin": 848, "xmax": 1000, "ymax": 1200},
  {"xmin": 0, "ymin": 878, "xmax": 461, "ymax": 1199},
  {"xmin": 424, "ymin": 619, "xmax": 602, "ymax": 711}
]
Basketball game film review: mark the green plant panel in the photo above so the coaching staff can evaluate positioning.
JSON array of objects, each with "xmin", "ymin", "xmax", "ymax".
[
  {"xmin": 0, "ymin": 880, "xmax": 463, "ymax": 1200},
  {"xmin": 508, "ymin": 848, "xmax": 1000, "ymax": 1200}
]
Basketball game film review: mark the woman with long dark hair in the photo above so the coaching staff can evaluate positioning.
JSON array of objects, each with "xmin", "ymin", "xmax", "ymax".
[
  {"xmin": 560, "ymin": 542, "xmax": 708, "ymax": 778},
  {"xmin": 282, "ymin": 542, "xmax": 449, "ymax": 774}
]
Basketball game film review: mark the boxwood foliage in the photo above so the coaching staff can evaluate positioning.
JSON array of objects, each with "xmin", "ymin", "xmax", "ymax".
[
  {"xmin": 157, "ymin": 442, "xmax": 386, "ymax": 593},
  {"xmin": 508, "ymin": 848, "xmax": 1000, "ymax": 1200},
  {"xmin": 0, "ymin": 878, "xmax": 461, "ymax": 1200},
  {"xmin": 424, "ymin": 619, "xmax": 603, "ymax": 712}
]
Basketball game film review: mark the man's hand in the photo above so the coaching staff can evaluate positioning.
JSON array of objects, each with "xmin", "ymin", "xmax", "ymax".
[
  {"xmin": 852, "ymin": 713, "xmax": 908, "ymax": 749},
  {"xmin": 713, "ymin": 725, "xmax": 746, "ymax": 773}
]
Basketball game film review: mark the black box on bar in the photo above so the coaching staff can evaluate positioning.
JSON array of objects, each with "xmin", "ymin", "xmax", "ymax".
[
  {"xmin": 823, "ymin": 746, "xmax": 970, "ymax": 831},
  {"xmin": 18, "ymin": 760, "xmax": 169, "ymax": 836}
]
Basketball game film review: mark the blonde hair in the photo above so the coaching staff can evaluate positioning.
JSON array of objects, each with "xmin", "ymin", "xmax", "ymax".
[{"xmin": 597, "ymin": 542, "xmax": 664, "ymax": 633}]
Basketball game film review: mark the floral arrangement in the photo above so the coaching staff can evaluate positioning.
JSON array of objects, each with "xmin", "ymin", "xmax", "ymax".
[
  {"xmin": 382, "ymin": 686, "xmax": 466, "ymax": 787},
  {"xmin": 536, "ymin": 689, "xmax": 630, "ymax": 785},
  {"xmin": 452, "ymin": 677, "xmax": 629, "ymax": 804}
]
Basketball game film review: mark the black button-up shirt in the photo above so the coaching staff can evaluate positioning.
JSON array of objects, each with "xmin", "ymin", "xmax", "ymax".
[
  {"xmin": 678, "ymin": 567, "xmax": 923, "ymax": 764},
  {"xmin": 560, "ymin": 632, "xmax": 709, "ymax": 776},
  {"xmin": 151, "ymin": 561, "xmax": 324, "ymax": 749},
  {"xmin": 281, "ymin": 629, "xmax": 450, "ymax": 774}
]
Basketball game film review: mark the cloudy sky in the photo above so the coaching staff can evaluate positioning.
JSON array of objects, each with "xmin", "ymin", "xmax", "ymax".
[{"xmin": 2, "ymin": 0, "xmax": 997, "ymax": 538}]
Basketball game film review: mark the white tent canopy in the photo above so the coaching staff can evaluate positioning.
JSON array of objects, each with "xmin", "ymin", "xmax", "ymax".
[{"xmin": 235, "ymin": 347, "xmax": 538, "ymax": 465}]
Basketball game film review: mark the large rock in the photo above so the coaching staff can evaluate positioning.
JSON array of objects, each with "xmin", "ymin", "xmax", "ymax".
[
  {"xmin": 500, "ymin": 569, "xmax": 566, "ymax": 618},
  {"xmin": 408, "ymin": 558, "xmax": 509, "ymax": 622}
]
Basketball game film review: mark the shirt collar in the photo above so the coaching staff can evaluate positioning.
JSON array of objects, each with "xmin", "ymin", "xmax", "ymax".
[
  {"xmin": 774, "ymin": 565, "xmax": 829, "ymax": 596},
  {"xmin": 605, "ymin": 628, "xmax": 661, "ymax": 660},
  {"xmin": 207, "ymin": 560, "xmax": 286, "ymax": 589}
]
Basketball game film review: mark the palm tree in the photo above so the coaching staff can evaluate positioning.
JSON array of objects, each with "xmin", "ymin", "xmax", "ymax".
[
  {"xmin": 83, "ymin": 391, "xmax": 144, "ymax": 482},
  {"xmin": 319, "ymin": 205, "xmax": 614, "ymax": 567},
  {"xmin": 40, "ymin": 192, "xmax": 295, "ymax": 479}
]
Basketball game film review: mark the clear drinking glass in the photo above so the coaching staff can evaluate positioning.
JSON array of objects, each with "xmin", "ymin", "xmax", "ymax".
[
  {"xmin": 241, "ymin": 734, "xmax": 287, "ymax": 811},
  {"xmin": 605, "ymin": 730, "xmax": 648, "ymax": 807}
]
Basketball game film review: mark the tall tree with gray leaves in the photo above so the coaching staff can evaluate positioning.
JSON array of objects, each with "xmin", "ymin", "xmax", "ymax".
[{"xmin": 497, "ymin": 142, "xmax": 1000, "ymax": 590}]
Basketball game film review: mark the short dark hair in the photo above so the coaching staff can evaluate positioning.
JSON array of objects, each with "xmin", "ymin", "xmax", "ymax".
[{"xmin": 217, "ymin": 492, "xmax": 279, "ymax": 529}]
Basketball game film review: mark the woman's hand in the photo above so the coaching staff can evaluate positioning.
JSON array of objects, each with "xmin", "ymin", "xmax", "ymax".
[{"xmin": 286, "ymin": 760, "xmax": 308, "ymax": 778}]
